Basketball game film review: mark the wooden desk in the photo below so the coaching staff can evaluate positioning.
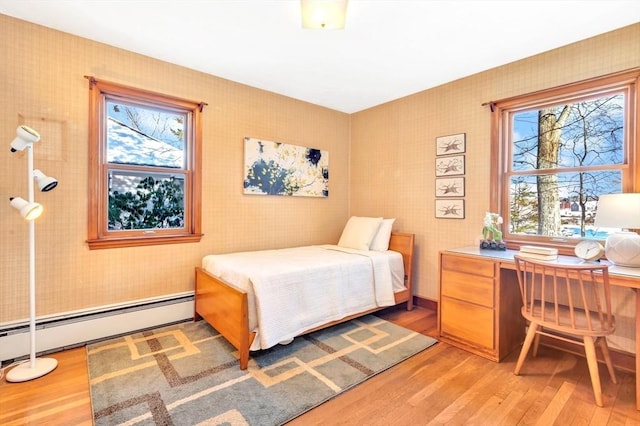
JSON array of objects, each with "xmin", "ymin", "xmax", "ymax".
[{"xmin": 439, "ymin": 246, "xmax": 640, "ymax": 408}]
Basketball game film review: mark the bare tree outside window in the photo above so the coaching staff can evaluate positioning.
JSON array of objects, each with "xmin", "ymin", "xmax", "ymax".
[
  {"xmin": 491, "ymin": 70, "xmax": 638, "ymax": 252},
  {"xmin": 510, "ymin": 95, "xmax": 624, "ymax": 239}
]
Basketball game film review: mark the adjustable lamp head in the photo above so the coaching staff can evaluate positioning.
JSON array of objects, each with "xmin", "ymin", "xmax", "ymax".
[
  {"xmin": 33, "ymin": 169, "xmax": 58, "ymax": 192},
  {"xmin": 10, "ymin": 125, "xmax": 41, "ymax": 152},
  {"xmin": 9, "ymin": 197, "xmax": 43, "ymax": 220}
]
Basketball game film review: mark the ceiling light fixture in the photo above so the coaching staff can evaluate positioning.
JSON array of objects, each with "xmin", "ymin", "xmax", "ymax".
[{"xmin": 301, "ymin": 0, "xmax": 348, "ymax": 30}]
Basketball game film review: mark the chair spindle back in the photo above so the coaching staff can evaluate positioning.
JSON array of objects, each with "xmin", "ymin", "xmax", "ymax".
[{"xmin": 514, "ymin": 256, "xmax": 615, "ymax": 336}]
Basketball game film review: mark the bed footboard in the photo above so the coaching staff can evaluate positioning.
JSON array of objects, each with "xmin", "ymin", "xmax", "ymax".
[{"xmin": 194, "ymin": 267, "xmax": 255, "ymax": 369}]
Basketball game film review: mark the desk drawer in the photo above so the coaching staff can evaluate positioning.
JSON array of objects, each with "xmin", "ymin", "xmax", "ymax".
[
  {"xmin": 441, "ymin": 297, "xmax": 494, "ymax": 350},
  {"xmin": 441, "ymin": 270, "xmax": 494, "ymax": 308},
  {"xmin": 441, "ymin": 254, "xmax": 495, "ymax": 278}
]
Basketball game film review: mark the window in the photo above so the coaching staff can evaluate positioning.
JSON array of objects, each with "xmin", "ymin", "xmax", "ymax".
[
  {"xmin": 490, "ymin": 70, "xmax": 639, "ymax": 253},
  {"xmin": 87, "ymin": 77, "xmax": 204, "ymax": 249}
]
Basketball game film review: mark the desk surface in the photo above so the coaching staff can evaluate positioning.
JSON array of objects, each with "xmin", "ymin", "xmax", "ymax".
[{"xmin": 445, "ymin": 246, "xmax": 640, "ymax": 285}]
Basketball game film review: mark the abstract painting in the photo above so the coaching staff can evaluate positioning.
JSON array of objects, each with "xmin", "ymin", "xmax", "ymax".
[{"xmin": 243, "ymin": 137, "xmax": 329, "ymax": 197}]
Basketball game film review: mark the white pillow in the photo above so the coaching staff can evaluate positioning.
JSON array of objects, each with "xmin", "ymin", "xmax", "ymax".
[
  {"xmin": 370, "ymin": 218, "xmax": 396, "ymax": 251},
  {"xmin": 338, "ymin": 216, "xmax": 383, "ymax": 251}
]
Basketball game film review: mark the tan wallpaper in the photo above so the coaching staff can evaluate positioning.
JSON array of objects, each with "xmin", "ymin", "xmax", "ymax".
[
  {"xmin": 349, "ymin": 23, "xmax": 639, "ymax": 352},
  {"xmin": 1, "ymin": 14, "xmax": 639, "ymax": 353},
  {"xmin": 0, "ymin": 15, "xmax": 350, "ymax": 323},
  {"xmin": 350, "ymin": 23, "xmax": 639, "ymax": 299}
]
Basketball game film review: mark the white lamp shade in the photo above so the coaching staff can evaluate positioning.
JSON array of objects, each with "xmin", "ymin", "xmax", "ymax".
[
  {"xmin": 10, "ymin": 197, "xmax": 43, "ymax": 220},
  {"xmin": 33, "ymin": 169, "xmax": 58, "ymax": 192},
  {"xmin": 10, "ymin": 125, "xmax": 40, "ymax": 152},
  {"xmin": 301, "ymin": 0, "xmax": 348, "ymax": 29},
  {"xmin": 594, "ymin": 193, "xmax": 640, "ymax": 229},
  {"xmin": 595, "ymin": 193, "xmax": 640, "ymax": 267}
]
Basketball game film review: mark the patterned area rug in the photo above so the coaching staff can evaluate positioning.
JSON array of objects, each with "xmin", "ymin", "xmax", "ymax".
[{"xmin": 87, "ymin": 315, "xmax": 437, "ymax": 425}]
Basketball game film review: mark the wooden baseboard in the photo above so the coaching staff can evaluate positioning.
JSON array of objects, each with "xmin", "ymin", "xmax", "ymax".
[{"xmin": 413, "ymin": 296, "xmax": 437, "ymax": 311}]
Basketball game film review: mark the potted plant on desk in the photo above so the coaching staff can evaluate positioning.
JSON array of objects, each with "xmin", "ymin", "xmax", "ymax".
[{"xmin": 481, "ymin": 212, "xmax": 506, "ymax": 250}]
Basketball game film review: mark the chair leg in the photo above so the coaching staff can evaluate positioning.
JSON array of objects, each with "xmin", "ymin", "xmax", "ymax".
[
  {"xmin": 597, "ymin": 337, "xmax": 618, "ymax": 385},
  {"xmin": 584, "ymin": 336, "xmax": 604, "ymax": 407},
  {"xmin": 514, "ymin": 322, "xmax": 538, "ymax": 376},
  {"xmin": 532, "ymin": 331, "xmax": 541, "ymax": 357}
]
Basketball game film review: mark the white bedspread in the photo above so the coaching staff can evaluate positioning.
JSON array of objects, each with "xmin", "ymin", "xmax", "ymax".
[{"xmin": 201, "ymin": 245, "xmax": 402, "ymax": 350}]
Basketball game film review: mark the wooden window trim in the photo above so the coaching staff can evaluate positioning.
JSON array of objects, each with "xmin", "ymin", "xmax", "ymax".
[
  {"xmin": 86, "ymin": 77, "xmax": 203, "ymax": 249},
  {"xmin": 489, "ymin": 68, "xmax": 640, "ymax": 255}
]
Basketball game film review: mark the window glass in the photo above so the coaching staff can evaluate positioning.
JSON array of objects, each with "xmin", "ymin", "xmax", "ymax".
[
  {"xmin": 508, "ymin": 93, "xmax": 625, "ymax": 240},
  {"xmin": 509, "ymin": 172, "xmax": 622, "ymax": 238},
  {"xmin": 106, "ymin": 101, "xmax": 185, "ymax": 168},
  {"xmin": 491, "ymin": 70, "xmax": 638, "ymax": 251},
  {"xmin": 87, "ymin": 78, "xmax": 203, "ymax": 249},
  {"xmin": 108, "ymin": 171, "xmax": 185, "ymax": 230}
]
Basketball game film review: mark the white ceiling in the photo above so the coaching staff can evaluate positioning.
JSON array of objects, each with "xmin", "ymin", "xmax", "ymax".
[{"xmin": 1, "ymin": 1, "xmax": 638, "ymax": 113}]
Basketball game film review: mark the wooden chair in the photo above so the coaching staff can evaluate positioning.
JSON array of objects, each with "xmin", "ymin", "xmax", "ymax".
[{"xmin": 513, "ymin": 255, "xmax": 618, "ymax": 407}]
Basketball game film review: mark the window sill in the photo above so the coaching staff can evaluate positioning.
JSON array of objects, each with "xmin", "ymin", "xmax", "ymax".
[{"xmin": 87, "ymin": 234, "xmax": 204, "ymax": 250}]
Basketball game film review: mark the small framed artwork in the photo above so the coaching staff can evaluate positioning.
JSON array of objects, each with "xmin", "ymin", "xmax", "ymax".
[
  {"xmin": 435, "ymin": 177, "xmax": 465, "ymax": 197},
  {"xmin": 435, "ymin": 199, "xmax": 465, "ymax": 219},
  {"xmin": 436, "ymin": 133, "xmax": 466, "ymax": 156},
  {"xmin": 435, "ymin": 154, "xmax": 465, "ymax": 176}
]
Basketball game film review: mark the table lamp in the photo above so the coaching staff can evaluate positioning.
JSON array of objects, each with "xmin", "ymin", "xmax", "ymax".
[{"xmin": 594, "ymin": 193, "xmax": 640, "ymax": 268}]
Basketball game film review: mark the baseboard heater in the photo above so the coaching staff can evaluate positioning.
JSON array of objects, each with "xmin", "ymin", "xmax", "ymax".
[{"xmin": 0, "ymin": 292, "xmax": 194, "ymax": 363}]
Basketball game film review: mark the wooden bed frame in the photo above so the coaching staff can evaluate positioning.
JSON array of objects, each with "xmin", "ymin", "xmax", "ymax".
[{"xmin": 194, "ymin": 232, "xmax": 415, "ymax": 370}]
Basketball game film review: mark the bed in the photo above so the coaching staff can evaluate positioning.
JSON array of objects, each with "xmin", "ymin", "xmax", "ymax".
[{"xmin": 194, "ymin": 219, "xmax": 414, "ymax": 370}]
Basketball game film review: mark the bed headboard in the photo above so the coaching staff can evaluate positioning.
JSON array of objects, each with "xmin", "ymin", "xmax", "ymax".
[{"xmin": 389, "ymin": 232, "xmax": 415, "ymax": 289}]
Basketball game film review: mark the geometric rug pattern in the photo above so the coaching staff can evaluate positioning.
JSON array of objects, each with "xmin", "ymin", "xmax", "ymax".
[{"xmin": 87, "ymin": 315, "xmax": 437, "ymax": 425}]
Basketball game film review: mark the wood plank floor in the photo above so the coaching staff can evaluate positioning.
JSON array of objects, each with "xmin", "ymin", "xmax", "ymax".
[{"xmin": 1, "ymin": 305, "xmax": 639, "ymax": 425}]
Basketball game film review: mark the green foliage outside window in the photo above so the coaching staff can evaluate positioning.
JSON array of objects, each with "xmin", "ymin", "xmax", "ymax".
[{"xmin": 108, "ymin": 176, "xmax": 184, "ymax": 230}]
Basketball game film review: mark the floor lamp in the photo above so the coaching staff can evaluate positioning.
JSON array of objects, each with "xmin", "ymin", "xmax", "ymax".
[{"xmin": 6, "ymin": 125, "xmax": 59, "ymax": 382}]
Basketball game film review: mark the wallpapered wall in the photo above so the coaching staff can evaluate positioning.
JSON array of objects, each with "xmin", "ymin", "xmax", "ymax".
[
  {"xmin": 349, "ymin": 23, "xmax": 639, "ymax": 352},
  {"xmin": 0, "ymin": 14, "xmax": 350, "ymax": 323},
  {"xmin": 1, "ymin": 15, "xmax": 638, "ymax": 351},
  {"xmin": 350, "ymin": 23, "xmax": 639, "ymax": 299}
]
